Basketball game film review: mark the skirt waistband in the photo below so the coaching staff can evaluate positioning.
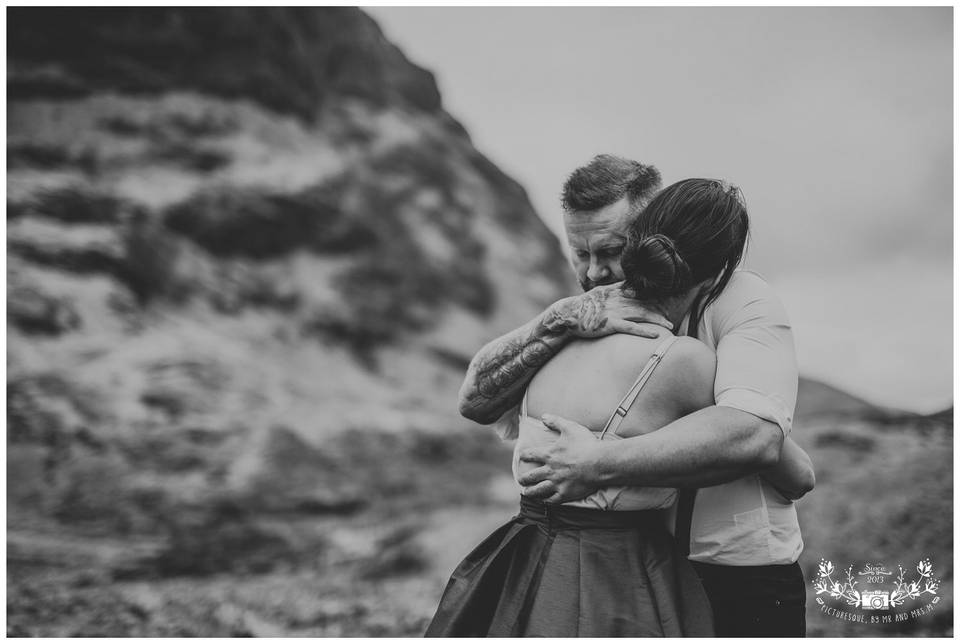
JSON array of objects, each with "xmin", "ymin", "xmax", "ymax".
[{"xmin": 518, "ymin": 495, "xmax": 667, "ymax": 531}]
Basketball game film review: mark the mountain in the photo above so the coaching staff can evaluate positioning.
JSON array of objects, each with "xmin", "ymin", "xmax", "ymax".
[
  {"xmin": 796, "ymin": 377, "xmax": 879, "ymax": 418},
  {"xmin": 7, "ymin": 7, "xmax": 575, "ymax": 637},
  {"xmin": 796, "ymin": 377, "xmax": 953, "ymax": 433},
  {"xmin": 795, "ymin": 377, "xmax": 926, "ymax": 422},
  {"xmin": 8, "ymin": 7, "xmax": 443, "ymax": 121}
]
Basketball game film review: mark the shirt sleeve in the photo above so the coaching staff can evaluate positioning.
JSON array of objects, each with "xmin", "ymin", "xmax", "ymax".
[
  {"xmin": 492, "ymin": 404, "xmax": 520, "ymax": 441},
  {"xmin": 707, "ymin": 271, "xmax": 799, "ymax": 438}
]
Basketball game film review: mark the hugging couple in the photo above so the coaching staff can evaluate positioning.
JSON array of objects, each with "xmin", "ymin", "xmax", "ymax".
[{"xmin": 426, "ymin": 155, "xmax": 815, "ymax": 637}]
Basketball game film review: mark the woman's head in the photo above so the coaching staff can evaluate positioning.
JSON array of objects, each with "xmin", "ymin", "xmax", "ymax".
[{"xmin": 620, "ymin": 178, "xmax": 749, "ymax": 310}]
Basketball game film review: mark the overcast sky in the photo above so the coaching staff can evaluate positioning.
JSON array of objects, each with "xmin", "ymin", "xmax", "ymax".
[{"xmin": 367, "ymin": 6, "xmax": 953, "ymax": 413}]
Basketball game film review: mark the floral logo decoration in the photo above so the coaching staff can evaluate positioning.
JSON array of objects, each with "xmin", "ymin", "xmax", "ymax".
[{"xmin": 812, "ymin": 558, "xmax": 941, "ymax": 609}]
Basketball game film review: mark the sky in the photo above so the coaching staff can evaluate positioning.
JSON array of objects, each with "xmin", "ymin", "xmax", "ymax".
[{"xmin": 367, "ymin": 6, "xmax": 953, "ymax": 413}]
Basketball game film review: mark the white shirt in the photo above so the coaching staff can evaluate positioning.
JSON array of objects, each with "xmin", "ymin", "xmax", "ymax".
[
  {"xmin": 495, "ymin": 270, "xmax": 803, "ymax": 566},
  {"xmin": 681, "ymin": 270, "xmax": 802, "ymax": 566}
]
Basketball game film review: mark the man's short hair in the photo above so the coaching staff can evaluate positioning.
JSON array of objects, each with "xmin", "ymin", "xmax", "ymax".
[{"xmin": 561, "ymin": 154, "xmax": 662, "ymax": 217}]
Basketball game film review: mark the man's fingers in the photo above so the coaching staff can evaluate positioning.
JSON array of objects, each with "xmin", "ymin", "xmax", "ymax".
[
  {"xmin": 522, "ymin": 480, "xmax": 556, "ymax": 501},
  {"xmin": 620, "ymin": 311, "xmax": 672, "ymax": 331},
  {"xmin": 608, "ymin": 319, "xmax": 662, "ymax": 339},
  {"xmin": 541, "ymin": 413, "xmax": 592, "ymax": 436},
  {"xmin": 519, "ymin": 447, "xmax": 549, "ymax": 464},
  {"xmin": 518, "ymin": 466, "xmax": 551, "ymax": 487}
]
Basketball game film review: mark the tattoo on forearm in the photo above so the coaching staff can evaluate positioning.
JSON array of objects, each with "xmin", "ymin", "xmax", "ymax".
[
  {"xmin": 474, "ymin": 335, "xmax": 556, "ymax": 399},
  {"xmin": 520, "ymin": 339, "xmax": 554, "ymax": 368}
]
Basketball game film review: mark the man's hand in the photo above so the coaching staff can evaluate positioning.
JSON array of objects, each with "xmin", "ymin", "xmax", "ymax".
[
  {"xmin": 545, "ymin": 284, "xmax": 672, "ymax": 340},
  {"xmin": 518, "ymin": 414, "xmax": 607, "ymax": 503}
]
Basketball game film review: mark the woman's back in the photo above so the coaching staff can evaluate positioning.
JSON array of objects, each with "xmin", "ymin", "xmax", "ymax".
[{"xmin": 514, "ymin": 329, "xmax": 716, "ymax": 510}]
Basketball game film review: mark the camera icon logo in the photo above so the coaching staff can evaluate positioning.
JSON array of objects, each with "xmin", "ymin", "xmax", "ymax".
[{"xmin": 860, "ymin": 590, "xmax": 891, "ymax": 610}]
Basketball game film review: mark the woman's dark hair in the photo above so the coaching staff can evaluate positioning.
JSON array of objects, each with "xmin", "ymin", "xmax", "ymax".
[{"xmin": 620, "ymin": 178, "xmax": 749, "ymax": 314}]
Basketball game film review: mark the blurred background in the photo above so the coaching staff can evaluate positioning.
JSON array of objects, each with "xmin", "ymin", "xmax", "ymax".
[{"xmin": 6, "ymin": 6, "xmax": 952, "ymax": 637}]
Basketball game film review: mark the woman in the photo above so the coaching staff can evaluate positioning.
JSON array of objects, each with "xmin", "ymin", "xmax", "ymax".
[{"xmin": 426, "ymin": 179, "xmax": 806, "ymax": 637}]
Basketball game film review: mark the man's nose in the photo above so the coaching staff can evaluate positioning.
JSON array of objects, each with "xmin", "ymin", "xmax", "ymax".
[{"xmin": 586, "ymin": 259, "xmax": 610, "ymax": 282}]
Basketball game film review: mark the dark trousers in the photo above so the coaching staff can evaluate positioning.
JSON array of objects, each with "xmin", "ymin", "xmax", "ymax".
[{"xmin": 691, "ymin": 561, "xmax": 806, "ymax": 637}]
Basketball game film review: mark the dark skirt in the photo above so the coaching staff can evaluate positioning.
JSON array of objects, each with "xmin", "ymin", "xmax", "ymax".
[{"xmin": 425, "ymin": 496, "xmax": 714, "ymax": 637}]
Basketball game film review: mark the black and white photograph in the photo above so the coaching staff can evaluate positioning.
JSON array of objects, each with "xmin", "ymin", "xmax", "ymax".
[{"xmin": 5, "ymin": 5, "xmax": 954, "ymax": 637}]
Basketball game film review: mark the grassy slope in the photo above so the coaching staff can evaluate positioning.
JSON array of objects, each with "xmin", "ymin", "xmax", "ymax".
[{"xmin": 794, "ymin": 414, "xmax": 952, "ymax": 637}]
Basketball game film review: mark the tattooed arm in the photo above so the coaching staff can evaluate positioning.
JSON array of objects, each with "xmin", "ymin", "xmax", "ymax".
[{"xmin": 458, "ymin": 284, "xmax": 672, "ymax": 424}]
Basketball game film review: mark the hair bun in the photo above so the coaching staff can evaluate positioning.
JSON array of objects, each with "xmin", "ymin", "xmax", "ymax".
[{"xmin": 620, "ymin": 233, "xmax": 692, "ymax": 298}]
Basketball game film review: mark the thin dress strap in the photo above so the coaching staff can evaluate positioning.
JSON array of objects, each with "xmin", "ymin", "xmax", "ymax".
[
  {"xmin": 520, "ymin": 389, "xmax": 528, "ymax": 418},
  {"xmin": 598, "ymin": 336, "xmax": 680, "ymax": 439}
]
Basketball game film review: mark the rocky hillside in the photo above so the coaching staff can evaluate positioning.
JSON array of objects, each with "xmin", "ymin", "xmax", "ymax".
[{"xmin": 7, "ymin": 7, "xmax": 574, "ymax": 637}]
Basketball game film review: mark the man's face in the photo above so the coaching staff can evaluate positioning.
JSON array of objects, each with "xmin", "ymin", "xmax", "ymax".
[{"xmin": 563, "ymin": 197, "xmax": 633, "ymax": 291}]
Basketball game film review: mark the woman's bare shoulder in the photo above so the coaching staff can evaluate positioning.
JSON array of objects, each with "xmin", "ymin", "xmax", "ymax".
[
  {"xmin": 539, "ymin": 331, "xmax": 714, "ymax": 395},
  {"xmin": 529, "ymin": 332, "xmax": 716, "ymax": 429},
  {"xmin": 668, "ymin": 336, "xmax": 717, "ymax": 367},
  {"xmin": 656, "ymin": 337, "xmax": 717, "ymax": 412},
  {"xmin": 578, "ymin": 330, "xmax": 668, "ymax": 369},
  {"xmin": 541, "ymin": 329, "xmax": 671, "ymax": 388},
  {"xmin": 579, "ymin": 334, "xmax": 716, "ymax": 424}
]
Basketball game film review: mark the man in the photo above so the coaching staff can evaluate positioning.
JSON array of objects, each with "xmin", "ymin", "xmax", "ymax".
[{"xmin": 459, "ymin": 154, "xmax": 813, "ymax": 637}]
